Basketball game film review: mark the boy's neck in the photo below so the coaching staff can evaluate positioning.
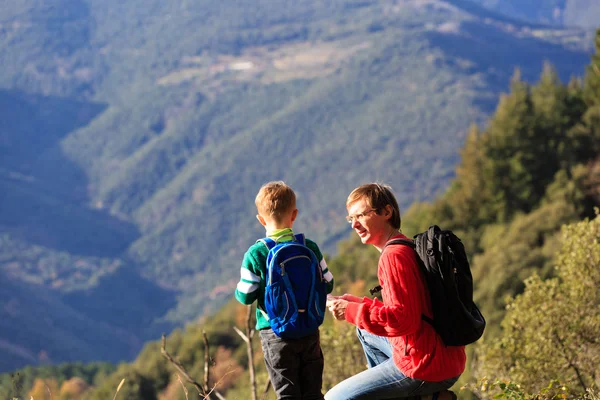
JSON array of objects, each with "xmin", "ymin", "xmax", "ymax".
[
  {"xmin": 259, "ymin": 208, "xmax": 297, "ymax": 234},
  {"xmin": 265, "ymin": 224, "xmax": 293, "ymax": 235}
]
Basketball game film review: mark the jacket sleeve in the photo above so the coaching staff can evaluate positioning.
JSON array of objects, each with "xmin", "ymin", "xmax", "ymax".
[
  {"xmin": 234, "ymin": 250, "xmax": 262, "ymax": 305},
  {"xmin": 341, "ymin": 294, "xmax": 371, "ymax": 303},
  {"xmin": 307, "ymin": 240, "xmax": 335, "ymax": 294},
  {"xmin": 320, "ymin": 257, "xmax": 335, "ymax": 294},
  {"xmin": 345, "ymin": 248, "xmax": 422, "ymax": 337}
]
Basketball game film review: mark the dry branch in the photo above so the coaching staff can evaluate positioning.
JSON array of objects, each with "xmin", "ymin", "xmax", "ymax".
[
  {"xmin": 234, "ymin": 305, "xmax": 259, "ymax": 400},
  {"xmin": 161, "ymin": 333, "xmax": 227, "ymax": 399},
  {"xmin": 161, "ymin": 334, "xmax": 208, "ymax": 397},
  {"xmin": 203, "ymin": 331, "xmax": 210, "ymax": 391},
  {"xmin": 261, "ymin": 379, "xmax": 271, "ymax": 400}
]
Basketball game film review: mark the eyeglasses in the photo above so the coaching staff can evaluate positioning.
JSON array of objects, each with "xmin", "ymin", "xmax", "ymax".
[{"xmin": 345, "ymin": 209, "xmax": 377, "ymax": 224}]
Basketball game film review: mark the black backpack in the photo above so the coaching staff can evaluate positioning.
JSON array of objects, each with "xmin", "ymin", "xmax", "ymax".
[{"xmin": 374, "ymin": 225, "xmax": 486, "ymax": 346}]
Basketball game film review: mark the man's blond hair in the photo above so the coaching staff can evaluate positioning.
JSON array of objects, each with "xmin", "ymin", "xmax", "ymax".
[
  {"xmin": 255, "ymin": 181, "xmax": 297, "ymax": 222},
  {"xmin": 347, "ymin": 183, "xmax": 401, "ymax": 229}
]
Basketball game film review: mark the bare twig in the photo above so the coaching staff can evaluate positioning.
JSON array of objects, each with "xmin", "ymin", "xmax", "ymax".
[
  {"xmin": 234, "ymin": 305, "xmax": 258, "ymax": 400},
  {"xmin": 112, "ymin": 378, "xmax": 125, "ymax": 400},
  {"xmin": 232, "ymin": 326, "xmax": 245, "ymax": 339},
  {"xmin": 161, "ymin": 334, "xmax": 227, "ymax": 400},
  {"xmin": 554, "ymin": 331, "xmax": 588, "ymax": 392},
  {"xmin": 161, "ymin": 334, "xmax": 208, "ymax": 397},
  {"xmin": 203, "ymin": 331, "xmax": 210, "ymax": 391},
  {"xmin": 45, "ymin": 383, "xmax": 52, "ymax": 400},
  {"xmin": 261, "ymin": 379, "xmax": 272, "ymax": 400},
  {"xmin": 205, "ymin": 367, "xmax": 237, "ymax": 400},
  {"xmin": 176, "ymin": 375, "xmax": 189, "ymax": 400}
]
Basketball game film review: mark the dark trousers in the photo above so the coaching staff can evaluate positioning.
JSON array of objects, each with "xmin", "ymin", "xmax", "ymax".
[{"xmin": 259, "ymin": 328, "xmax": 325, "ymax": 400}]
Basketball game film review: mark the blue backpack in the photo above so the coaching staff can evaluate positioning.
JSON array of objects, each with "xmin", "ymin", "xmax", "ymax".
[{"xmin": 259, "ymin": 234, "xmax": 327, "ymax": 339}]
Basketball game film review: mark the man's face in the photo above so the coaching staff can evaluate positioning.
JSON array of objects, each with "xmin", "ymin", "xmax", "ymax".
[{"xmin": 346, "ymin": 198, "xmax": 390, "ymax": 247}]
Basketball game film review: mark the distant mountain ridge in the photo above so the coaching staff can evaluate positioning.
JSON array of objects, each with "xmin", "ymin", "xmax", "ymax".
[
  {"xmin": 0, "ymin": 0, "xmax": 594, "ymax": 371},
  {"xmin": 470, "ymin": 0, "xmax": 600, "ymax": 29}
]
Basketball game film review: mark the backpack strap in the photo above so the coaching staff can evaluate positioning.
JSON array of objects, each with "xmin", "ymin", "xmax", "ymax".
[
  {"xmin": 256, "ymin": 237, "xmax": 274, "ymax": 321},
  {"xmin": 384, "ymin": 238, "xmax": 415, "ymax": 250},
  {"xmin": 379, "ymin": 238, "xmax": 436, "ymax": 329},
  {"xmin": 257, "ymin": 237, "xmax": 277, "ymax": 250},
  {"xmin": 294, "ymin": 233, "xmax": 306, "ymax": 245},
  {"xmin": 370, "ymin": 239, "xmax": 415, "ymax": 294}
]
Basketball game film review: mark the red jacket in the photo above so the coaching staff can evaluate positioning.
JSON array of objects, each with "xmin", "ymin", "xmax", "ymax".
[{"xmin": 344, "ymin": 234, "xmax": 466, "ymax": 382}]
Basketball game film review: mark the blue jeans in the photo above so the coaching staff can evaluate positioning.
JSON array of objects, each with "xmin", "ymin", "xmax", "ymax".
[{"xmin": 324, "ymin": 328, "xmax": 459, "ymax": 400}]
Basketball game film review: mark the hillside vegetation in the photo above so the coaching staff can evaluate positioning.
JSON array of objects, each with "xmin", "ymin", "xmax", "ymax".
[
  {"xmin": 470, "ymin": 0, "xmax": 600, "ymax": 29},
  {"xmin": 3, "ymin": 28, "xmax": 599, "ymax": 400},
  {"xmin": 0, "ymin": 0, "xmax": 595, "ymax": 370}
]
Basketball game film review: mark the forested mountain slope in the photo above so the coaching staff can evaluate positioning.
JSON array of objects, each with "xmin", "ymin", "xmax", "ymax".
[
  {"xmin": 0, "ymin": 0, "xmax": 593, "ymax": 370},
  {"xmin": 5, "ymin": 37, "xmax": 598, "ymax": 397},
  {"xmin": 470, "ymin": 0, "xmax": 600, "ymax": 29}
]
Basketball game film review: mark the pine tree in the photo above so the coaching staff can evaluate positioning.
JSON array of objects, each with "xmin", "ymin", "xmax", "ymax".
[
  {"xmin": 482, "ymin": 70, "xmax": 538, "ymax": 221},
  {"xmin": 445, "ymin": 124, "xmax": 490, "ymax": 229},
  {"xmin": 569, "ymin": 29, "xmax": 600, "ymax": 165},
  {"xmin": 583, "ymin": 29, "xmax": 600, "ymax": 107},
  {"xmin": 530, "ymin": 63, "xmax": 586, "ymax": 182}
]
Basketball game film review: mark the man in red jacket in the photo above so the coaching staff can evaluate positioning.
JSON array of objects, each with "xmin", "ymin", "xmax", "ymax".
[{"xmin": 325, "ymin": 183, "xmax": 465, "ymax": 400}]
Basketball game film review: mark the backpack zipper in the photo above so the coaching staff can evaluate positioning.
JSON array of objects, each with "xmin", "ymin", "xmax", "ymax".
[
  {"xmin": 283, "ymin": 292, "xmax": 290, "ymax": 319},
  {"xmin": 274, "ymin": 252, "xmax": 313, "ymax": 319},
  {"xmin": 314, "ymin": 298, "xmax": 321, "ymax": 317},
  {"xmin": 280, "ymin": 255, "xmax": 312, "ymax": 275},
  {"xmin": 280, "ymin": 255, "xmax": 312, "ymax": 266}
]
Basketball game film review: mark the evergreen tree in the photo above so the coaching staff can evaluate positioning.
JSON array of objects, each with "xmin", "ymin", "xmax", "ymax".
[
  {"xmin": 569, "ymin": 30, "xmax": 600, "ymax": 166},
  {"xmin": 583, "ymin": 29, "xmax": 600, "ymax": 107},
  {"xmin": 530, "ymin": 63, "xmax": 588, "ymax": 184},
  {"xmin": 447, "ymin": 124, "xmax": 491, "ymax": 230},
  {"xmin": 531, "ymin": 63, "xmax": 569, "ymax": 175},
  {"xmin": 483, "ymin": 70, "xmax": 538, "ymax": 221},
  {"xmin": 471, "ymin": 165, "xmax": 591, "ymax": 333}
]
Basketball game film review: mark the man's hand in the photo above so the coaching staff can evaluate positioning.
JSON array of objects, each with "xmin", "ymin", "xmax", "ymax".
[{"xmin": 327, "ymin": 298, "xmax": 349, "ymax": 321}]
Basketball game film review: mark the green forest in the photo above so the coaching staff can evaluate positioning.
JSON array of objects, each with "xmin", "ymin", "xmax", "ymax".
[
  {"xmin": 2, "ymin": 0, "xmax": 597, "ymax": 372},
  {"xmin": 2, "ymin": 25, "xmax": 599, "ymax": 400}
]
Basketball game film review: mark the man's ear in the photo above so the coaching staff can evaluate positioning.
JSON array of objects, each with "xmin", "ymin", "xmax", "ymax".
[
  {"xmin": 291, "ymin": 208, "xmax": 298, "ymax": 222},
  {"xmin": 256, "ymin": 214, "xmax": 267, "ymax": 227},
  {"xmin": 383, "ymin": 205, "xmax": 393, "ymax": 220}
]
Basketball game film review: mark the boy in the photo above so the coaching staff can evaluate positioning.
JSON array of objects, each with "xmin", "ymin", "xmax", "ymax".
[{"xmin": 235, "ymin": 181, "xmax": 335, "ymax": 400}]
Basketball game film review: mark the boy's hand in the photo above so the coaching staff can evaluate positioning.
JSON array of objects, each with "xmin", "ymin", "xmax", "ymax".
[
  {"xmin": 327, "ymin": 299, "xmax": 348, "ymax": 321},
  {"xmin": 326, "ymin": 294, "xmax": 339, "ymax": 307}
]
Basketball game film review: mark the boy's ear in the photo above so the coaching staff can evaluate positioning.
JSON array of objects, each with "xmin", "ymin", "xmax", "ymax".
[
  {"xmin": 256, "ymin": 214, "xmax": 267, "ymax": 227},
  {"xmin": 290, "ymin": 208, "xmax": 298, "ymax": 222}
]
